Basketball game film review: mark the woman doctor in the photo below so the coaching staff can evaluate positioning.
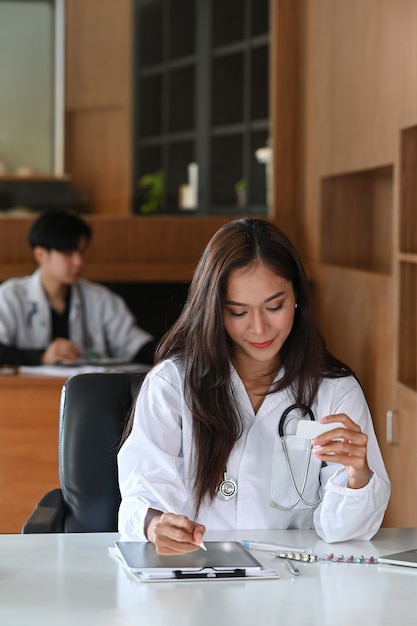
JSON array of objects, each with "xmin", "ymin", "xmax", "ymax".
[{"xmin": 118, "ymin": 218, "xmax": 391, "ymax": 554}]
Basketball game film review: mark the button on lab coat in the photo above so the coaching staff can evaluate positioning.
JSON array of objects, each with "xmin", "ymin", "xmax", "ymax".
[{"xmin": 118, "ymin": 358, "xmax": 391, "ymax": 543}]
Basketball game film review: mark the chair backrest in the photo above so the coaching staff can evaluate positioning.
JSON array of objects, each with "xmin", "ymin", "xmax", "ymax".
[{"xmin": 59, "ymin": 371, "xmax": 145, "ymax": 532}]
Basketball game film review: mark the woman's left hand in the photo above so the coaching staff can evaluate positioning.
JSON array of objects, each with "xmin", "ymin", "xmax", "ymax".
[{"xmin": 311, "ymin": 413, "xmax": 371, "ymax": 489}]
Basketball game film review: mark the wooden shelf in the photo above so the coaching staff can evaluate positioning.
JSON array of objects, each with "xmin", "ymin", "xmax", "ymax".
[
  {"xmin": 0, "ymin": 175, "xmax": 70, "ymax": 181},
  {"xmin": 320, "ymin": 166, "xmax": 393, "ymax": 274},
  {"xmin": 398, "ymin": 252, "xmax": 417, "ymax": 264}
]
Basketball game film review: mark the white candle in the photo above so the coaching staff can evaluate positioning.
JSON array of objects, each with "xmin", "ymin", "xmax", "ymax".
[{"xmin": 188, "ymin": 162, "xmax": 198, "ymax": 208}]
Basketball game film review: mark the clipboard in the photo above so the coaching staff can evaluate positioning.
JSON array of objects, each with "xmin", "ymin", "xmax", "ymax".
[{"xmin": 112, "ymin": 541, "xmax": 280, "ymax": 582}]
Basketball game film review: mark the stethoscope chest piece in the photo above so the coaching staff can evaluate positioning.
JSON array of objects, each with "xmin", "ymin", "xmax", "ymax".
[{"xmin": 218, "ymin": 472, "xmax": 237, "ymax": 500}]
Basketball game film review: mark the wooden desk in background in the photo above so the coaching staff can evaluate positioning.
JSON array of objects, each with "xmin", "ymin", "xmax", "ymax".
[{"xmin": 0, "ymin": 374, "xmax": 66, "ymax": 533}]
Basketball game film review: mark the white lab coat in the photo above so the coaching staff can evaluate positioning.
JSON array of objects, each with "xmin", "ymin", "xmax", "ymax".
[
  {"xmin": 117, "ymin": 358, "xmax": 391, "ymax": 543},
  {"xmin": 0, "ymin": 269, "xmax": 152, "ymax": 359}
]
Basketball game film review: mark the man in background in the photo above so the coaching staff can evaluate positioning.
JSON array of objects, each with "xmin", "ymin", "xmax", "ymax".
[{"xmin": 0, "ymin": 210, "xmax": 156, "ymax": 366}]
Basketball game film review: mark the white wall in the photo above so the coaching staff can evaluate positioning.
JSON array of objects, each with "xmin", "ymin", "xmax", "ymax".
[{"xmin": 0, "ymin": 0, "xmax": 56, "ymax": 174}]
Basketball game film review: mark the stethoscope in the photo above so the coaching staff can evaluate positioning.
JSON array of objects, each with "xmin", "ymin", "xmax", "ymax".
[
  {"xmin": 217, "ymin": 403, "xmax": 323, "ymax": 509},
  {"xmin": 75, "ymin": 283, "xmax": 94, "ymax": 351},
  {"xmin": 218, "ymin": 471, "xmax": 238, "ymax": 500},
  {"xmin": 271, "ymin": 403, "xmax": 323, "ymax": 510}
]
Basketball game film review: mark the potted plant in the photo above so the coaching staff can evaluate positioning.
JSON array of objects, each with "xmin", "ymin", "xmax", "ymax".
[
  {"xmin": 234, "ymin": 179, "xmax": 247, "ymax": 207},
  {"xmin": 138, "ymin": 170, "xmax": 165, "ymax": 213}
]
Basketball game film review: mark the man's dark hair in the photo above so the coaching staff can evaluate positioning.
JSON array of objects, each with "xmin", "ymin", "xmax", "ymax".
[{"xmin": 28, "ymin": 210, "xmax": 92, "ymax": 251}]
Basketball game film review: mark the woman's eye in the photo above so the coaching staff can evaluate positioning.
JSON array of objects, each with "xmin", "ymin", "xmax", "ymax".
[
  {"xmin": 229, "ymin": 310, "xmax": 246, "ymax": 317},
  {"xmin": 268, "ymin": 303, "xmax": 284, "ymax": 312}
]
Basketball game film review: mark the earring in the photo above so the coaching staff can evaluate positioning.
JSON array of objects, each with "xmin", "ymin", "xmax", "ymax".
[{"xmin": 295, "ymin": 303, "xmax": 298, "ymax": 309}]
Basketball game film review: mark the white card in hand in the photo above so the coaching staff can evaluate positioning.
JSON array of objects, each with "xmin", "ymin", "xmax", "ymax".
[{"xmin": 295, "ymin": 420, "xmax": 345, "ymax": 439}]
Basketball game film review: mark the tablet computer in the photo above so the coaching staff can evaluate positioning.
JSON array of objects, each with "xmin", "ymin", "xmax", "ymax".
[{"xmin": 115, "ymin": 541, "xmax": 263, "ymax": 579}]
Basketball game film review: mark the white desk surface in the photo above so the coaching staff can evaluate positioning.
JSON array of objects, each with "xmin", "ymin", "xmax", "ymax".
[{"xmin": 1, "ymin": 528, "xmax": 417, "ymax": 626}]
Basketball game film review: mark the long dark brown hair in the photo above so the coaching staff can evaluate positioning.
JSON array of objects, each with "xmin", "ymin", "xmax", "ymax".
[{"xmin": 132, "ymin": 219, "xmax": 354, "ymax": 514}]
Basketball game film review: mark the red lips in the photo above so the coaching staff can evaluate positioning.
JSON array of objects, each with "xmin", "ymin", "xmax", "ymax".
[{"xmin": 249, "ymin": 340, "xmax": 274, "ymax": 349}]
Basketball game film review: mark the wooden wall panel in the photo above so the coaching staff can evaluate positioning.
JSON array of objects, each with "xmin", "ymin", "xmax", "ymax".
[
  {"xmin": 309, "ymin": 265, "xmax": 395, "ymax": 432},
  {"xmin": 0, "ymin": 215, "xmax": 234, "ymax": 282},
  {"xmin": 65, "ymin": 109, "xmax": 132, "ymax": 215},
  {"xmin": 65, "ymin": 0, "xmax": 132, "ymax": 109},
  {"xmin": 271, "ymin": 0, "xmax": 303, "ymax": 233},
  {"xmin": 306, "ymin": 0, "xmax": 417, "ymax": 174},
  {"xmin": 303, "ymin": 0, "xmax": 417, "ymax": 260},
  {"xmin": 0, "ymin": 218, "xmax": 34, "ymax": 264},
  {"xmin": 65, "ymin": 0, "xmax": 132, "ymax": 215},
  {"xmin": 303, "ymin": 0, "xmax": 417, "ymax": 526}
]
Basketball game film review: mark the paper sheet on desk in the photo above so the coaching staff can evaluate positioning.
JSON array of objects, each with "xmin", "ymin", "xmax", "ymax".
[{"xmin": 19, "ymin": 362, "xmax": 150, "ymax": 378}]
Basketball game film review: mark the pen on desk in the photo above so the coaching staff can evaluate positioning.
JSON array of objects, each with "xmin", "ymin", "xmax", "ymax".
[
  {"xmin": 138, "ymin": 473, "xmax": 207, "ymax": 551},
  {"xmin": 241, "ymin": 540, "xmax": 310, "ymax": 554},
  {"xmin": 285, "ymin": 559, "xmax": 300, "ymax": 577}
]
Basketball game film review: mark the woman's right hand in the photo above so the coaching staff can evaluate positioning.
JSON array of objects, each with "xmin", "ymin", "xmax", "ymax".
[{"xmin": 146, "ymin": 509, "xmax": 206, "ymax": 555}]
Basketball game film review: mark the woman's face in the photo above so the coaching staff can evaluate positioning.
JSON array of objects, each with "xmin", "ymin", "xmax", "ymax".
[{"xmin": 222, "ymin": 263, "xmax": 296, "ymax": 370}]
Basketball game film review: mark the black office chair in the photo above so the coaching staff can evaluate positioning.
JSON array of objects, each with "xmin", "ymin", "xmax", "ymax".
[{"xmin": 22, "ymin": 371, "xmax": 145, "ymax": 533}]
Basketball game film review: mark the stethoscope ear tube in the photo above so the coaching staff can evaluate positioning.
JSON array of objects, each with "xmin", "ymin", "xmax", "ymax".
[
  {"xmin": 76, "ymin": 283, "xmax": 94, "ymax": 351},
  {"xmin": 278, "ymin": 403, "xmax": 315, "ymax": 437}
]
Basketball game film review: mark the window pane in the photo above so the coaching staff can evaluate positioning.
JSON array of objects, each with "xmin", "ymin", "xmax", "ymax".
[
  {"xmin": 169, "ymin": 0, "xmax": 196, "ymax": 59},
  {"xmin": 251, "ymin": 45, "xmax": 269, "ymax": 120},
  {"xmin": 212, "ymin": 0, "xmax": 244, "ymax": 46},
  {"xmin": 139, "ymin": 75, "xmax": 162, "ymax": 137},
  {"xmin": 212, "ymin": 53, "xmax": 244, "ymax": 125},
  {"xmin": 168, "ymin": 66, "xmax": 195, "ymax": 132},
  {"xmin": 210, "ymin": 135, "xmax": 242, "ymax": 205},
  {"xmin": 251, "ymin": 0, "xmax": 269, "ymax": 36},
  {"xmin": 138, "ymin": 2, "xmax": 163, "ymax": 67}
]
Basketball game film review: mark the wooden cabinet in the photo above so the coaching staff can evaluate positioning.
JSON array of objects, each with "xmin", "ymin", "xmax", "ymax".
[
  {"xmin": 313, "ymin": 167, "xmax": 395, "ymax": 471},
  {"xmin": 303, "ymin": 0, "xmax": 417, "ymax": 527},
  {"xmin": 381, "ymin": 125, "xmax": 417, "ymax": 526}
]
